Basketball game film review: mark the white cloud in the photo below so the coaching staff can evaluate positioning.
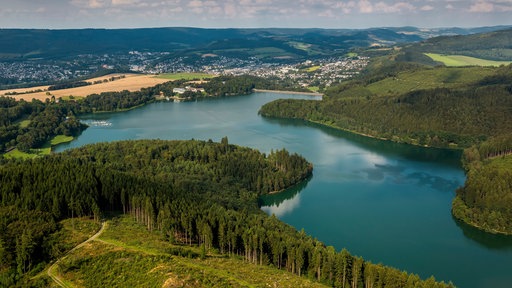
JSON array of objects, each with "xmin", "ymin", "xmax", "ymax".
[
  {"xmin": 469, "ymin": 1, "xmax": 494, "ymax": 12},
  {"xmin": 70, "ymin": 0, "xmax": 105, "ymax": 8},
  {"xmin": 334, "ymin": 1, "xmax": 357, "ymax": 14},
  {"xmin": 111, "ymin": 0, "xmax": 138, "ymax": 6},
  {"xmin": 2, "ymin": 0, "xmax": 512, "ymax": 29},
  {"xmin": 374, "ymin": 1, "xmax": 416, "ymax": 13},
  {"xmin": 359, "ymin": 0, "xmax": 374, "ymax": 13}
]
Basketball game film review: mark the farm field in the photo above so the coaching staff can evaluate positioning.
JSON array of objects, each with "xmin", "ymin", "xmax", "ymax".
[
  {"xmin": 425, "ymin": 53, "xmax": 512, "ymax": 67},
  {"xmin": 0, "ymin": 74, "xmax": 170, "ymax": 101}
]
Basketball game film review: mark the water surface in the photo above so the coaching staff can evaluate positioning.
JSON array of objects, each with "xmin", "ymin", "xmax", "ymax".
[{"xmin": 56, "ymin": 93, "xmax": 512, "ymax": 288}]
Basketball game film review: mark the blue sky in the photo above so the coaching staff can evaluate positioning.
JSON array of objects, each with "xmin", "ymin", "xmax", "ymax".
[{"xmin": 0, "ymin": 0, "xmax": 511, "ymax": 29}]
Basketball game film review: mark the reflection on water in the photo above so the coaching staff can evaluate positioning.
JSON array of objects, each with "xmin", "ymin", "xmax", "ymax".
[
  {"xmin": 358, "ymin": 163, "xmax": 462, "ymax": 192},
  {"xmin": 264, "ymin": 117, "xmax": 463, "ymax": 168},
  {"xmin": 406, "ymin": 171, "xmax": 461, "ymax": 192},
  {"xmin": 259, "ymin": 177, "xmax": 311, "ymax": 217},
  {"xmin": 453, "ymin": 216, "xmax": 512, "ymax": 251}
]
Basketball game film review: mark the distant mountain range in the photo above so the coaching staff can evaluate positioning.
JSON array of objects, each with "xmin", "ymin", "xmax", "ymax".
[{"xmin": 1, "ymin": 26, "xmax": 510, "ymax": 61}]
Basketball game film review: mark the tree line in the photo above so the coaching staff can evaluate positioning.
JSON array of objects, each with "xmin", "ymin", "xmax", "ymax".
[
  {"xmin": 452, "ymin": 134, "xmax": 512, "ymax": 235},
  {"xmin": 0, "ymin": 139, "xmax": 451, "ymax": 287}
]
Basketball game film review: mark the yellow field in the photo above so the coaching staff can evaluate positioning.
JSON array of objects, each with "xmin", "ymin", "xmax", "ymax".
[{"xmin": 0, "ymin": 74, "xmax": 170, "ymax": 101}]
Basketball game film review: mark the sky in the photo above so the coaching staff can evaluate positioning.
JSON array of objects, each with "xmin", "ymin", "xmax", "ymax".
[{"xmin": 0, "ymin": 0, "xmax": 511, "ymax": 29}]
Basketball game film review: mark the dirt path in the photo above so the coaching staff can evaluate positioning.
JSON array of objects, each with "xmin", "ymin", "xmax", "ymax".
[{"xmin": 47, "ymin": 222, "xmax": 107, "ymax": 288}]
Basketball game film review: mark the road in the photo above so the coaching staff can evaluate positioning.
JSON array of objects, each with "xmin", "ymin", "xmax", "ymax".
[{"xmin": 47, "ymin": 221, "xmax": 107, "ymax": 288}]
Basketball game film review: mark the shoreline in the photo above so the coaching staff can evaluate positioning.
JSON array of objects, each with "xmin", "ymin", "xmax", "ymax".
[{"xmin": 253, "ymin": 89, "xmax": 323, "ymax": 97}]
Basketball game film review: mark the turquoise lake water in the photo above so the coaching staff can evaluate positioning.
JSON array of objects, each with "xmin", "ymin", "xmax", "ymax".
[{"xmin": 55, "ymin": 92, "xmax": 512, "ymax": 288}]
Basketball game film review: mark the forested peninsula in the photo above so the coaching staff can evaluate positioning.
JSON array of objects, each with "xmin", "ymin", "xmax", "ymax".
[
  {"xmin": 0, "ymin": 139, "xmax": 452, "ymax": 287},
  {"xmin": 259, "ymin": 62, "xmax": 512, "ymax": 235}
]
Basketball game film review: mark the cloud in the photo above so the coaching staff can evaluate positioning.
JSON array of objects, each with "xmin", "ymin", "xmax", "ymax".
[
  {"xmin": 359, "ymin": 0, "xmax": 374, "ymax": 13},
  {"xmin": 112, "ymin": 0, "xmax": 138, "ymax": 6},
  {"xmin": 334, "ymin": 1, "xmax": 357, "ymax": 14},
  {"xmin": 375, "ymin": 2, "xmax": 416, "ymax": 13},
  {"xmin": 469, "ymin": 1, "xmax": 494, "ymax": 12},
  {"xmin": 1, "ymin": 0, "xmax": 511, "ymax": 29},
  {"xmin": 70, "ymin": 0, "xmax": 106, "ymax": 9}
]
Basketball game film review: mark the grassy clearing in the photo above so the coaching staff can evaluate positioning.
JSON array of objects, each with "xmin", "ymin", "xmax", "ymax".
[
  {"xmin": 4, "ymin": 134, "xmax": 73, "ymax": 159},
  {"xmin": 51, "ymin": 135, "xmax": 74, "ymax": 146},
  {"xmin": 4, "ymin": 147, "xmax": 50, "ymax": 159},
  {"xmin": 425, "ymin": 53, "xmax": 512, "ymax": 67},
  {"xmin": 156, "ymin": 72, "xmax": 215, "ymax": 80},
  {"xmin": 57, "ymin": 215, "xmax": 326, "ymax": 288},
  {"xmin": 60, "ymin": 95, "xmax": 84, "ymax": 101},
  {"xmin": 484, "ymin": 154, "xmax": 512, "ymax": 170},
  {"xmin": 19, "ymin": 119, "xmax": 31, "ymax": 128},
  {"xmin": 289, "ymin": 41, "xmax": 312, "ymax": 51},
  {"xmin": 308, "ymin": 86, "xmax": 320, "ymax": 92},
  {"xmin": 306, "ymin": 66, "xmax": 321, "ymax": 72},
  {"xmin": 366, "ymin": 66, "xmax": 496, "ymax": 96}
]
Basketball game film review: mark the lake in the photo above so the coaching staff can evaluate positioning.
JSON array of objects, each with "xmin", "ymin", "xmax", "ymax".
[{"xmin": 55, "ymin": 92, "xmax": 512, "ymax": 288}]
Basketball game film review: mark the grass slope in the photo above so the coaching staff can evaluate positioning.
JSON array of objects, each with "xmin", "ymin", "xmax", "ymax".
[
  {"xmin": 425, "ymin": 53, "xmax": 512, "ymax": 67},
  {"xmin": 335, "ymin": 66, "xmax": 495, "ymax": 98},
  {"xmin": 4, "ymin": 135, "xmax": 73, "ymax": 159},
  {"xmin": 55, "ymin": 215, "xmax": 327, "ymax": 288}
]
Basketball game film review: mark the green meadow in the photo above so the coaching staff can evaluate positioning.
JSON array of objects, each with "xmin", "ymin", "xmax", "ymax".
[
  {"xmin": 425, "ymin": 53, "xmax": 512, "ymax": 67},
  {"xmin": 4, "ymin": 135, "xmax": 73, "ymax": 159},
  {"xmin": 365, "ymin": 66, "xmax": 496, "ymax": 97}
]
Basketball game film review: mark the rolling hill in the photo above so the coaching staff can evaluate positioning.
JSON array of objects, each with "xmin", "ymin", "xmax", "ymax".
[{"xmin": 1, "ymin": 26, "xmax": 509, "ymax": 62}]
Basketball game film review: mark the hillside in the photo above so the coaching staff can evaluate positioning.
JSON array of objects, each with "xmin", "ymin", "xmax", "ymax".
[
  {"xmin": 260, "ymin": 64, "xmax": 512, "ymax": 148},
  {"xmin": 402, "ymin": 28, "xmax": 512, "ymax": 61},
  {"xmin": 259, "ymin": 54, "xmax": 512, "ymax": 235},
  {"xmin": 0, "ymin": 139, "xmax": 452, "ymax": 287},
  {"xmin": 3, "ymin": 26, "xmax": 509, "ymax": 61},
  {"xmin": 0, "ymin": 27, "xmax": 422, "ymax": 61},
  {"xmin": 44, "ymin": 215, "xmax": 328, "ymax": 288}
]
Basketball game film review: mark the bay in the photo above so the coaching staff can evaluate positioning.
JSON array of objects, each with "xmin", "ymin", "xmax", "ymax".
[{"xmin": 55, "ymin": 92, "xmax": 512, "ymax": 288}]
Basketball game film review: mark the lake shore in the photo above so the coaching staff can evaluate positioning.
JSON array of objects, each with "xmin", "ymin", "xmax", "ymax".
[{"xmin": 253, "ymin": 89, "xmax": 322, "ymax": 97}]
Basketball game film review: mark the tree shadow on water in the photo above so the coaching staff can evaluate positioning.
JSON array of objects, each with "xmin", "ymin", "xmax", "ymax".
[{"xmin": 453, "ymin": 215, "xmax": 512, "ymax": 250}]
